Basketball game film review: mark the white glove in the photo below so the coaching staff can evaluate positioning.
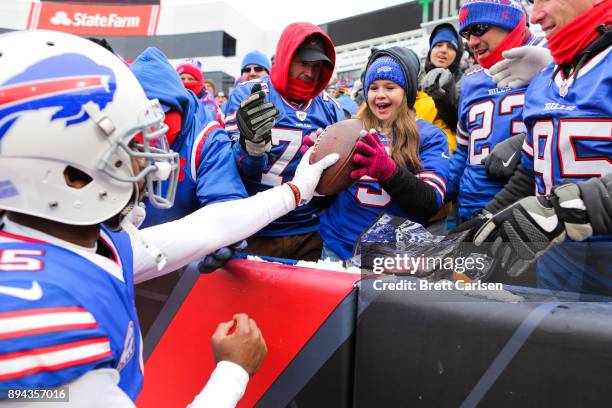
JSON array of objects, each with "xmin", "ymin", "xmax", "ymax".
[
  {"xmin": 490, "ymin": 46, "xmax": 553, "ymax": 89},
  {"xmin": 290, "ymin": 147, "xmax": 339, "ymax": 205}
]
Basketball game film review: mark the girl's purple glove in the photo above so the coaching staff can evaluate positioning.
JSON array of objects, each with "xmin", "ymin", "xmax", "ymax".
[{"xmin": 350, "ymin": 129, "xmax": 396, "ymax": 182}]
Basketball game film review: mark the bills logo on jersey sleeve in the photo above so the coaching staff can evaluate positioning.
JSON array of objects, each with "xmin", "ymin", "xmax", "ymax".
[
  {"xmin": 116, "ymin": 320, "xmax": 136, "ymax": 372},
  {"xmin": 0, "ymin": 53, "xmax": 116, "ymax": 140}
]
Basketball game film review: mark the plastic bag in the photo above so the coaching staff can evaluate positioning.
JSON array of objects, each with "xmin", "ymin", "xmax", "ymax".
[{"xmin": 354, "ymin": 214, "xmax": 493, "ymax": 281}]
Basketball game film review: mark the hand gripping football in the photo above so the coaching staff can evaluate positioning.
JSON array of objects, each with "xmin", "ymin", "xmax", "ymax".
[{"xmin": 309, "ymin": 118, "xmax": 366, "ymax": 195}]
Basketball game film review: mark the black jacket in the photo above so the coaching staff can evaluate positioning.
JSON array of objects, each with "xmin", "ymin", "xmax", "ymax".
[{"xmin": 423, "ymin": 23, "xmax": 464, "ymax": 131}]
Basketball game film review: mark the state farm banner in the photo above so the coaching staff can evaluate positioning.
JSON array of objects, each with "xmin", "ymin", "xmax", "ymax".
[{"xmin": 27, "ymin": 2, "xmax": 160, "ymax": 36}]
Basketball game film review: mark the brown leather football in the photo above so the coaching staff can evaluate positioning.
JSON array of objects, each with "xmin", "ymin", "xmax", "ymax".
[{"xmin": 309, "ymin": 118, "xmax": 366, "ymax": 195}]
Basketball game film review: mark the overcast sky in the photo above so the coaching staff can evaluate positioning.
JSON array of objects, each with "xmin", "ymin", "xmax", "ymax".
[{"xmin": 164, "ymin": 0, "xmax": 411, "ymax": 33}]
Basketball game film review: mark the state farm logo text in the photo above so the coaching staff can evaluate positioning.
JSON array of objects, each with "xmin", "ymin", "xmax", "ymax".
[{"xmin": 49, "ymin": 11, "xmax": 141, "ymax": 28}]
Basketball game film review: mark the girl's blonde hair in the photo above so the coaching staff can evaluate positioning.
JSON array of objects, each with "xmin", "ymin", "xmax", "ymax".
[{"xmin": 356, "ymin": 94, "xmax": 421, "ymax": 171}]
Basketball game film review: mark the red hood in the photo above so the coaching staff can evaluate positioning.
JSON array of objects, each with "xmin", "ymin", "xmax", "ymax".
[{"xmin": 270, "ymin": 22, "xmax": 335, "ymax": 101}]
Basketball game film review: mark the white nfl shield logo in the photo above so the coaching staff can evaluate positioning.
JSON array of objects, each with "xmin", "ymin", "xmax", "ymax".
[{"xmin": 296, "ymin": 110, "xmax": 308, "ymax": 121}]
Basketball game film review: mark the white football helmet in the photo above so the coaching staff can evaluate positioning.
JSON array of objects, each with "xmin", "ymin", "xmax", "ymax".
[{"xmin": 0, "ymin": 30, "xmax": 179, "ymax": 226}]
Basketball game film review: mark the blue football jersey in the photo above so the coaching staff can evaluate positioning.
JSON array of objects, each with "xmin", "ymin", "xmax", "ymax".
[
  {"xmin": 447, "ymin": 35, "xmax": 546, "ymax": 220},
  {"xmin": 142, "ymin": 117, "xmax": 248, "ymax": 228},
  {"xmin": 0, "ymin": 227, "xmax": 143, "ymax": 400},
  {"xmin": 521, "ymin": 45, "xmax": 612, "ymax": 295},
  {"xmin": 521, "ymin": 45, "xmax": 612, "ymax": 195},
  {"xmin": 319, "ymin": 119, "xmax": 450, "ymax": 260},
  {"xmin": 225, "ymin": 78, "xmax": 343, "ymax": 236}
]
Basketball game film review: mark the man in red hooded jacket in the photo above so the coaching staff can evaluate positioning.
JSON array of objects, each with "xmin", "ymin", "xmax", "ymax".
[{"xmin": 224, "ymin": 22, "xmax": 343, "ymax": 261}]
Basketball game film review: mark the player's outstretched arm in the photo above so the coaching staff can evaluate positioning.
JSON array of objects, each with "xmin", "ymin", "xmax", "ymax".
[{"xmin": 133, "ymin": 149, "xmax": 338, "ymax": 282}]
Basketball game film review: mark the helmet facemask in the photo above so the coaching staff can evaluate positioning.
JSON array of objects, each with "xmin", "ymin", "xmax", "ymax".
[{"xmin": 95, "ymin": 98, "xmax": 180, "ymax": 211}]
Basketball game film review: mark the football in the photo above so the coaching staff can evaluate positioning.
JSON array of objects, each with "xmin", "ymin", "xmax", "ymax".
[{"xmin": 310, "ymin": 118, "xmax": 366, "ymax": 195}]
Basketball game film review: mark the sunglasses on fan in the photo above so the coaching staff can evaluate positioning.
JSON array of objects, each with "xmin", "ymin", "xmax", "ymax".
[
  {"xmin": 241, "ymin": 66, "xmax": 266, "ymax": 74},
  {"xmin": 460, "ymin": 24, "xmax": 491, "ymax": 40}
]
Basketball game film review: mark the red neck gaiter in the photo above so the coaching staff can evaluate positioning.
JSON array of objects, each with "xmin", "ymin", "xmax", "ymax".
[
  {"xmin": 478, "ymin": 14, "xmax": 527, "ymax": 69},
  {"xmin": 548, "ymin": 0, "xmax": 611, "ymax": 65},
  {"xmin": 184, "ymin": 81, "xmax": 204, "ymax": 97},
  {"xmin": 286, "ymin": 77, "xmax": 318, "ymax": 103},
  {"xmin": 163, "ymin": 111, "xmax": 183, "ymax": 146}
]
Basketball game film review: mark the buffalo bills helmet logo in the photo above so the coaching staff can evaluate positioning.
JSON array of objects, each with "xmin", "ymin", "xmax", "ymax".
[{"xmin": 0, "ymin": 53, "xmax": 117, "ymax": 141}]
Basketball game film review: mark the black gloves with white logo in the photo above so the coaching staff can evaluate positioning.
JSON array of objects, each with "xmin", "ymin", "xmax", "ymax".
[
  {"xmin": 484, "ymin": 133, "xmax": 525, "ymax": 179},
  {"xmin": 472, "ymin": 183, "xmax": 592, "ymax": 277},
  {"xmin": 237, "ymin": 83, "xmax": 280, "ymax": 157}
]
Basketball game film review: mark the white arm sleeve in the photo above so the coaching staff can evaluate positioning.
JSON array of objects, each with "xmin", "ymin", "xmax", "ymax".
[
  {"xmin": 133, "ymin": 184, "xmax": 296, "ymax": 283},
  {"xmin": 187, "ymin": 361, "xmax": 249, "ymax": 408}
]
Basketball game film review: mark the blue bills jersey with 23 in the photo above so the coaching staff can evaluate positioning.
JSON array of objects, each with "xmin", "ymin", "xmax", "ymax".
[{"xmin": 447, "ymin": 34, "xmax": 546, "ymax": 220}]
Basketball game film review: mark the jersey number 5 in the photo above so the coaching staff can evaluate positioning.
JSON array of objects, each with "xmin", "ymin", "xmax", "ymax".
[
  {"xmin": 0, "ymin": 249, "xmax": 45, "ymax": 271},
  {"xmin": 355, "ymin": 176, "xmax": 392, "ymax": 207}
]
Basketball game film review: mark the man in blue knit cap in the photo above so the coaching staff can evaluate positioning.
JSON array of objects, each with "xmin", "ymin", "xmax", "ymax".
[
  {"xmin": 240, "ymin": 50, "xmax": 271, "ymax": 82},
  {"xmin": 427, "ymin": 25, "xmax": 460, "ymax": 72},
  {"xmin": 447, "ymin": 0, "xmax": 546, "ymax": 224}
]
